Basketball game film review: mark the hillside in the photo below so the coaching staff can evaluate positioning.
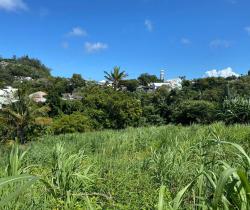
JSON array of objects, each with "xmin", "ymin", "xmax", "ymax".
[
  {"xmin": 1, "ymin": 55, "xmax": 250, "ymax": 143},
  {"xmin": 0, "ymin": 123, "xmax": 249, "ymax": 209},
  {"xmin": 0, "ymin": 56, "xmax": 51, "ymax": 88}
]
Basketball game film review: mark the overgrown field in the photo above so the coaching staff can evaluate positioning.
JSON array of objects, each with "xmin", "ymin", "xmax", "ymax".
[{"xmin": 0, "ymin": 123, "xmax": 249, "ymax": 209}]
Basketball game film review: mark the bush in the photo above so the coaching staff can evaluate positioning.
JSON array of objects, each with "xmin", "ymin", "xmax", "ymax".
[
  {"xmin": 51, "ymin": 112, "xmax": 93, "ymax": 135},
  {"xmin": 171, "ymin": 100, "xmax": 217, "ymax": 125},
  {"xmin": 141, "ymin": 105, "xmax": 166, "ymax": 125},
  {"xmin": 81, "ymin": 86, "xmax": 142, "ymax": 129},
  {"xmin": 219, "ymin": 97, "xmax": 250, "ymax": 124},
  {"xmin": 119, "ymin": 79, "xmax": 139, "ymax": 92}
]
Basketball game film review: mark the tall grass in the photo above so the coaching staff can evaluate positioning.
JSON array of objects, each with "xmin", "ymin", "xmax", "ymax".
[
  {"xmin": 157, "ymin": 140, "xmax": 250, "ymax": 210},
  {"xmin": 41, "ymin": 143, "xmax": 96, "ymax": 209},
  {"xmin": 0, "ymin": 123, "xmax": 249, "ymax": 209}
]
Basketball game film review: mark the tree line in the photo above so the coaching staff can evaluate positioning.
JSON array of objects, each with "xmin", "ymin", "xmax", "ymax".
[{"xmin": 1, "ymin": 56, "xmax": 250, "ymax": 143}]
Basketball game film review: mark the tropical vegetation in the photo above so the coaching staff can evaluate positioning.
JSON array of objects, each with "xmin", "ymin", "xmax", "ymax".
[
  {"xmin": 0, "ymin": 124, "xmax": 249, "ymax": 209},
  {"xmin": 0, "ymin": 56, "xmax": 249, "ymax": 209}
]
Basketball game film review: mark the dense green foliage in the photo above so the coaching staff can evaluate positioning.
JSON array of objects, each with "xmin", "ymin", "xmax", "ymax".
[
  {"xmin": 0, "ymin": 124, "xmax": 249, "ymax": 209},
  {"xmin": 172, "ymin": 100, "xmax": 217, "ymax": 124},
  {"xmin": 138, "ymin": 73, "xmax": 161, "ymax": 86},
  {"xmin": 0, "ymin": 56, "xmax": 50, "ymax": 87},
  {"xmin": 1, "ymin": 55, "xmax": 250, "ymax": 141},
  {"xmin": 51, "ymin": 112, "xmax": 93, "ymax": 134},
  {"xmin": 0, "ymin": 88, "xmax": 50, "ymax": 143},
  {"xmin": 220, "ymin": 97, "xmax": 250, "ymax": 124}
]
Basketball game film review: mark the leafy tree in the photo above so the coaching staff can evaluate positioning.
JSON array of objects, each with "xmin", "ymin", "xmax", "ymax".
[
  {"xmin": 138, "ymin": 73, "xmax": 160, "ymax": 86},
  {"xmin": 104, "ymin": 66, "xmax": 128, "ymax": 90},
  {"xmin": 61, "ymin": 100, "xmax": 84, "ymax": 115},
  {"xmin": 68, "ymin": 74, "xmax": 85, "ymax": 93},
  {"xmin": 171, "ymin": 100, "xmax": 217, "ymax": 125},
  {"xmin": 51, "ymin": 112, "xmax": 93, "ymax": 134},
  {"xmin": 81, "ymin": 86, "xmax": 142, "ymax": 129},
  {"xmin": 141, "ymin": 105, "xmax": 165, "ymax": 125},
  {"xmin": 46, "ymin": 90, "xmax": 63, "ymax": 117},
  {"xmin": 119, "ymin": 79, "xmax": 139, "ymax": 92}
]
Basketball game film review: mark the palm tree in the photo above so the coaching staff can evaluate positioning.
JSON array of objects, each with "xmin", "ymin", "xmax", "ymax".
[
  {"xmin": 0, "ymin": 89, "xmax": 50, "ymax": 144},
  {"xmin": 104, "ymin": 66, "xmax": 128, "ymax": 90}
]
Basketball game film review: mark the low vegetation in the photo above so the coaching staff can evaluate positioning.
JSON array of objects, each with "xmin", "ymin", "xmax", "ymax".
[
  {"xmin": 0, "ymin": 123, "xmax": 249, "ymax": 209},
  {"xmin": 0, "ymin": 56, "xmax": 250, "ymax": 209}
]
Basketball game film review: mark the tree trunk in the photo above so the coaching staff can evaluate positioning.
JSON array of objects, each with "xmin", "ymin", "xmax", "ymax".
[{"xmin": 17, "ymin": 126, "xmax": 25, "ymax": 144}]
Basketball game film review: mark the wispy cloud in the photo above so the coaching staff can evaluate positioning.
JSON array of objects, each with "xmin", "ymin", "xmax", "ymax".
[
  {"xmin": 0, "ymin": 0, "xmax": 28, "ymax": 11},
  {"xmin": 144, "ymin": 19, "xmax": 153, "ymax": 32},
  {"xmin": 205, "ymin": 67, "xmax": 239, "ymax": 78},
  {"xmin": 85, "ymin": 42, "xmax": 108, "ymax": 53},
  {"xmin": 62, "ymin": 42, "xmax": 69, "ymax": 49},
  {"xmin": 67, "ymin": 27, "xmax": 87, "ymax": 37},
  {"xmin": 244, "ymin": 26, "xmax": 250, "ymax": 35},
  {"xmin": 209, "ymin": 39, "xmax": 231, "ymax": 48},
  {"xmin": 181, "ymin": 38, "xmax": 191, "ymax": 45}
]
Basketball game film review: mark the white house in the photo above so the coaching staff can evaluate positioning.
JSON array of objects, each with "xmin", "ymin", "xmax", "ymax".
[
  {"xmin": 98, "ymin": 80, "xmax": 113, "ymax": 87},
  {"xmin": 0, "ymin": 86, "xmax": 18, "ymax": 109},
  {"xmin": 29, "ymin": 91, "xmax": 47, "ymax": 103},
  {"xmin": 151, "ymin": 78, "xmax": 182, "ymax": 90}
]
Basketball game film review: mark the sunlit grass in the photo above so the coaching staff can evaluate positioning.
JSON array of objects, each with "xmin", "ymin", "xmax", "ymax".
[{"xmin": 0, "ymin": 123, "xmax": 249, "ymax": 209}]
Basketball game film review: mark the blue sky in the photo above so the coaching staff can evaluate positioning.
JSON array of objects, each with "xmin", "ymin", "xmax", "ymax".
[{"xmin": 0, "ymin": 0, "xmax": 250, "ymax": 81}]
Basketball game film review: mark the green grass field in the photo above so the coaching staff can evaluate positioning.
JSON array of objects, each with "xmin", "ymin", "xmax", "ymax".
[{"xmin": 0, "ymin": 123, "xmax": 249, "ymax": 209}]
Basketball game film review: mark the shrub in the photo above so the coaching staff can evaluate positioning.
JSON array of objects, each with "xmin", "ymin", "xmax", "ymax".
[
  {"xmin": 141, "ymin": 105, "xmax": 165, "ymax": 125},
  {"xmin": 119, "ymin": 79, "xmax": 139, "ymax": 92},
  {"xmin": 219, "ymin": 97, "xmax": 250, "ymax": 124},
  {"xmin": 51, "ymin": 112, "xmax": 93, "ymax": 135},
  {"xmin": 171, "ymin": 100, "xmax": 217, "ymax": 125},
  {"xmin": 61, "ymin": 100, "xmax": 84, "ymax": 115},
  {"xmin": 81, "ymin": 86, "xmax": 142, "ymax": 129}
]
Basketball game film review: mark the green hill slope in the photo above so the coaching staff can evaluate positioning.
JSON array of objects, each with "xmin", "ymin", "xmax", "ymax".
[{"xmin": 0, "ymin": 56, "xmax": 51, "ymax": 87}]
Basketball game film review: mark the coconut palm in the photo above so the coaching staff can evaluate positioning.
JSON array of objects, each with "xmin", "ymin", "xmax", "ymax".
[
  {"xmin": 104, "ymin": 66, "xmax": 128, "ymax": 90},
  {"xmin": 0, "ymin": 89, "xmax": 50, "ymax": 144}
]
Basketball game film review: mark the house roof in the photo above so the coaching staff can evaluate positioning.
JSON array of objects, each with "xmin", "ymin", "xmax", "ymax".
[{"xmin": 29, "ymin": 91, "xmax": 47, "ymax": 98}]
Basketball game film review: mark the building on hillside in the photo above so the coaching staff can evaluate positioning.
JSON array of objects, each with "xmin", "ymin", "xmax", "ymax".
[
  {"xmin": 14, "ymin": 76, "xmax": 33, "ymax": 82},
  {"xmin": 149, "ymin": 70, "xmax": 182, "ymax": 90},
  {"xmin": 62, "ymin": 93, "xmax": 83, "ymax": 101},
  {"xmin": 29, "ymin": 91, "xmax": 47, "ymax": 103},
  {"xmin": 151, "ymin": 78, "xmax": 182, "ymax": 90},
  {"xmin": 0, "ymin": 86, "xmax": 18, "ymax": 109},
  {"xmin": 98, "ymin": 80, "xmax": 113, "ymax": 87},
  {"xmin": 98, "ymin": 69, "xmax": 182, "ymax": 91}
]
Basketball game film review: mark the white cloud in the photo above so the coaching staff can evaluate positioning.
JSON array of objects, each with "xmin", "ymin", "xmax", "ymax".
[
  {"xmin": 205, "ymin": 67, "xmax": 239, "ymax": 78},
  {"xmin": 244, "ymin": 26, "xmax": 250, "ymax": 35},
  {"xmin": 68, "ymin": 27, "xmax": 87, "ymax": 37},
  {"xmin": 84, "ymin": 42, "xmax": 108, "ymax": 53},
  {"xmin": 62, "ymin": 42, "xmax": 69, "ymax": 49},
  {"xmin": 181, "ymin": 38, "xmax": 191, "ymax": 45},
  {"xmin": 0, "ymin": 0, "xmax": 27, "ymax": 11},
  {"xmin": 144, "ymin": 19, "xmax": 153, "ymax": 32},
  {"xmin": 209, "ymin": 39, "xmax": 231, "ymax": 48}
]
